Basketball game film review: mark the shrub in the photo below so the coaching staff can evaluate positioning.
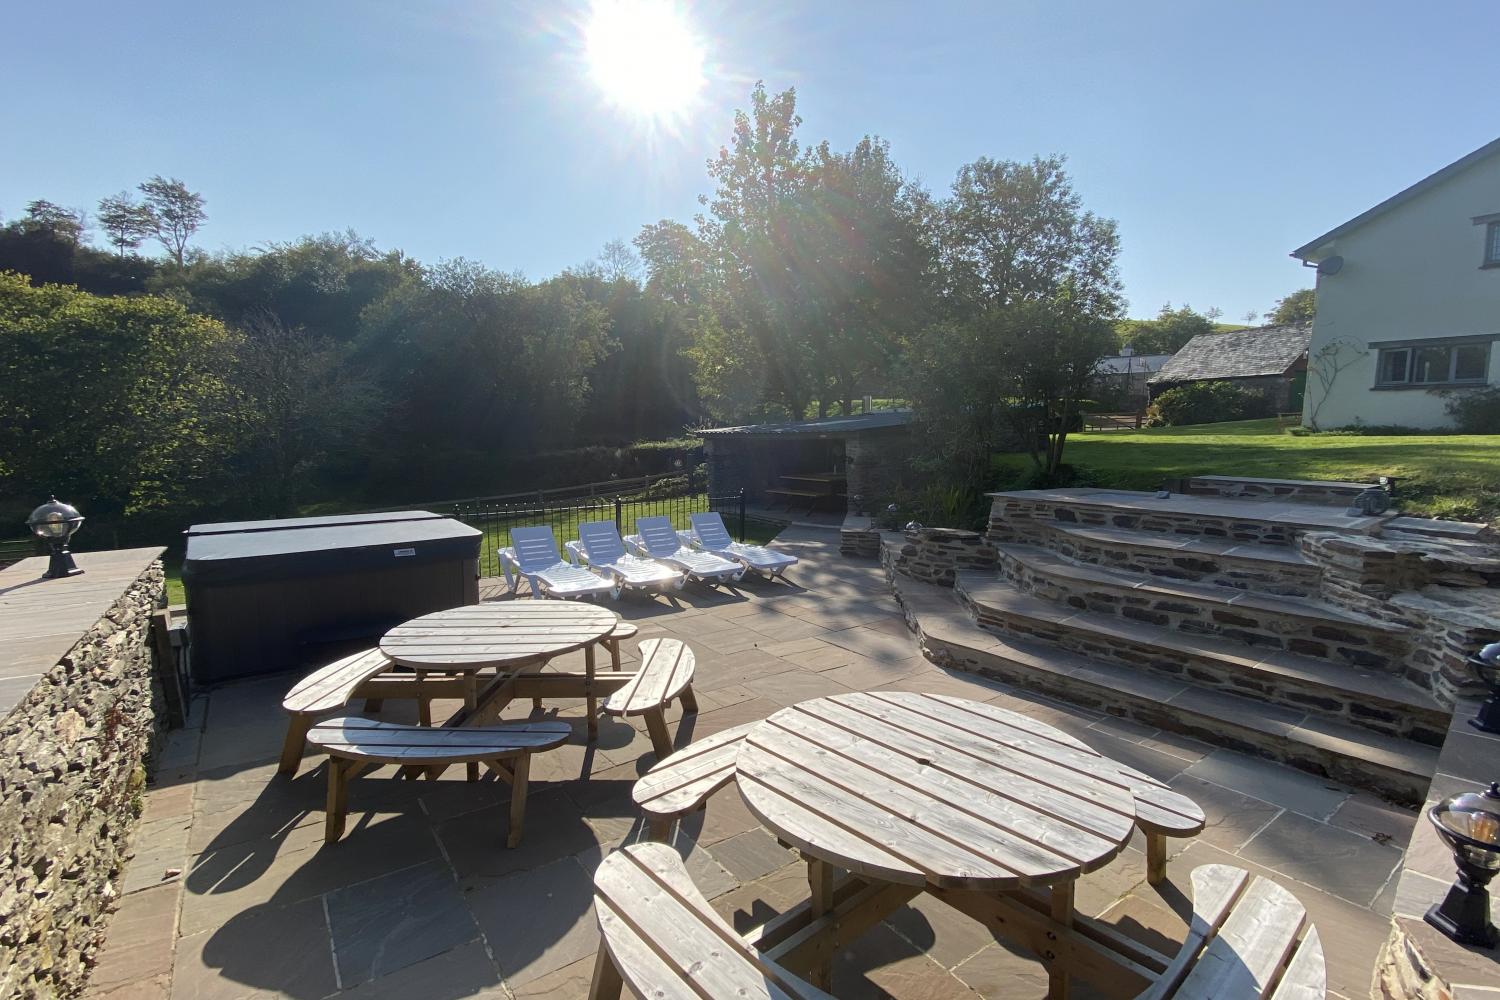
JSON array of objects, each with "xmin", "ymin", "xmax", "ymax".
[
  {"xmin": 1145, "ymin": 382, "xmax": 1270, "ymax": 427},
  {"xmin": 1443, "ymin": 388, "xmax": 1500, "ymax": 434}
]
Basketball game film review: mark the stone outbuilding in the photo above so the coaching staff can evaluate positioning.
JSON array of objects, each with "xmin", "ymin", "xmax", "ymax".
[
  {"xmin": 701, "ymin": 410, "xmax": 913, "ymax": 515},
  {"xmin": 1147, "ymin": 323, "xmax": 1312, "ymax": 412}
]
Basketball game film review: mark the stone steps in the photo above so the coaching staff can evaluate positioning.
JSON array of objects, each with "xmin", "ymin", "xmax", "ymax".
[
  {"xmin": 994, "ymin": 542, "xmax": 1412, "ymax": 673},
  {"xmin": 987, "ymin": 488, "xmax": 1391, "ymax": 549},
  {"xmin": 892, "ymin": 575, "xmax": 1438, "ymax": 804},
  {"xmin": 954, "ymin": 570, "xmax": 1447, "ymax": 744},
  {"xmin": 1032, "ymin": 521, "xmax": 1322, "ymax": 597}
]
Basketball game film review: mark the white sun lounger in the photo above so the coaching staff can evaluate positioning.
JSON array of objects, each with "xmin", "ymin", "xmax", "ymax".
[
  {"xmin": 567, "ymin": 520, "xmax": 685, "ymax": 593},
  {"xmin": 684, "ymin": 512, "xmax": 798, "ymax": 580},
  {"xmin": 499, "ymin": 526, "xmax": 620, "ymax": 600},
  {"xmin": 626, "ymin": 516, "xmax": 744, "ymax": 585}
]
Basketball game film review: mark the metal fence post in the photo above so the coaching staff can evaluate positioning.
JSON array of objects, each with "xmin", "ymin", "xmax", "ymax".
[
  {"xmin": 738, "ymin": 488, "xmax": 747, "ymax": 542},
  {"xmin": 614, "ymin": 496, "xmax": 623, "ymax": 536}
]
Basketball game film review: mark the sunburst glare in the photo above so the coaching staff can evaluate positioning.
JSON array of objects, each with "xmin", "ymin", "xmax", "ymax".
[{"xmin": 584, "ymin": 0, "xmax": 706, "ymax": 123}]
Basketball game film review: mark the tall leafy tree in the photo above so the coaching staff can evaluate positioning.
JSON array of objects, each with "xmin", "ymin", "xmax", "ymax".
[
  {"xmin": 21, "ymin": 200, "xmax": 87, "ymax": 243},
  {"xmin": 96, "ymin": 192, "xmax": 156, "ymax": 255},
  {"xmin": 138, "ymin": 175, "xmax": 206, "ymax": 266},
  {"xmin": 938, "ymin": 155, "xmax": 1121, "ymax": 317}
]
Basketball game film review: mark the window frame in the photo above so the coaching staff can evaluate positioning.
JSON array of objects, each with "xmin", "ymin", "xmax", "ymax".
[
  {"xmin": 1373, "ymin": 338, "xmax": 1493, "ymax": 389},
  {"xmin": 1487, "ymin": 221, "xmax": 1500, "ymax": 268}
]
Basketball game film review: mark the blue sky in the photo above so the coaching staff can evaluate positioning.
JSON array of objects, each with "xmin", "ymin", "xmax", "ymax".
[{"xmin": 3, "ymin": 0, "xmax": 1495, "ymax": 320}]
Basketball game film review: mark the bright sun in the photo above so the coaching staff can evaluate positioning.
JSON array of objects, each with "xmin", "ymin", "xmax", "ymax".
[{"xmin": 585, "ymin": 0, "xmax": 706, "ymax": 120}]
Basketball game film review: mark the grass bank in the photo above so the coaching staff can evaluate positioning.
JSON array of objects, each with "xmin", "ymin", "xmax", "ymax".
[{"xmin": 997, "ymin": 418, "xmax": 1500, "ymax": 523}]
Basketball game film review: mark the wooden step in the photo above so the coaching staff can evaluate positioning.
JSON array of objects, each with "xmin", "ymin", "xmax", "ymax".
[
  {"xmin": 891, "ymin": 576, "xmax": 1438, "ymax": 804},
  {"xmin": 1037, "ymin": 522, "xmax": 1322, "ymax": 597},
  {"xmin": 953, "ymin": 571, "xmax": 1446, "ymax": 745},
  {"xmin": 994, "ymin": 543, "xmax": 1411, "ymax": 673}
]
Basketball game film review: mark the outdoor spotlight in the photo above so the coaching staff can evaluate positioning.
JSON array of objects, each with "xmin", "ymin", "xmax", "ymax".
[
  {"xmin": 1469, "ymin": 643, "xmax": 1500, "ymax": 734},
  {"xmin": 905, "ymin": 521, "xmax": 924, "ymax": 531},
  {"xmin": 1425, "ymin": 782, "xmax": 1500, "ymax": 948},
  {"xmin": 26, "ymin": 497, "xmax": 84, "ymax": 579}
]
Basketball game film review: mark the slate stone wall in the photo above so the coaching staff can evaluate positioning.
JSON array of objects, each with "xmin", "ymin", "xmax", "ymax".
[
  {"xmin": 884, "ymin": 528, "xmax": 997, "ymax": 587},
  {"xmin": 988, "ymin": 496, "xmax": 1305, "ymax": 547},
  {"xmin": 0, "ymin": 562, "xmax": 164, "ymax": 999}
]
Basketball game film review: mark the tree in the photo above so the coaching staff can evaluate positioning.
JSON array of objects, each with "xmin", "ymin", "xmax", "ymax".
[
  {"xmin": 1119, "ymin": 303, "xmax": 1217, "ymax": 354},
  {"xmin": 0, "ymin": 272, "xmax": 238, "ymax": 523},
  {"xmin": 231, "ymin": 312, "xmax": 378, "ymax": 515},
  {"xmin": 96, "ymin": 192, "xmax": 156, "ymax": 255},
  {"xmin": 1268, "ymin": 288, "xmax": 1315, "ymax": 325},
  {"xmin": 138, "ymin": 175, "xmax": 206, "ymax": 266},
  {"xmin": 598, "ymin": 239, "xmax": 642, "ymax": 285},
  {"xmin": 21, "ymin": 200, "xmax": 86, "ymax": 243},
  {"xmin": 938, "ymin": 154, "xmax": 1121, "ymax": 317}
]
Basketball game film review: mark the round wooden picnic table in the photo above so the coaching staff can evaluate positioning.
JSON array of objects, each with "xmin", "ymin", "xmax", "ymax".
[
  {"xmin": 735, "ymin": 690, "xmax": 1141, "ymax": 892},
  {"xmin": 380, "ymin": 601, "xmax": 619, "ymax": 671}
]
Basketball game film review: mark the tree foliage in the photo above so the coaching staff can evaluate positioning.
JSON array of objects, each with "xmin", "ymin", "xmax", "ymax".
[
  {"xmin": 1118, "ymin": 303, "xmax": 1219, "ymax": 354},
  {"xmin": 1267, "ymin": 288, "xmax": 1315, "ymax": 325},
  {"xmin": 97, "ymin": 192, "xmax": 156, "ymax": 256},
  {"xmin": 0, "ymin": 271, "xmax": 238, "ymax": 523},
  {"xmin": 1145, "ymin": 381, "xmax": 1270, "ymax": 427},
  {"xmin": 139, "ymin": 175, "xmax": 207, "ymax": 266}
]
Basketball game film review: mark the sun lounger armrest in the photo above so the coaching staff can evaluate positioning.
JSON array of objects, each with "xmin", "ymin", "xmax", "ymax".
[{"xmin": 564, "ymin": 540, "xmax": 586, "ymax": 565}]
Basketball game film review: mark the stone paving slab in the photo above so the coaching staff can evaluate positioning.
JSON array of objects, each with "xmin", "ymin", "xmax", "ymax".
[{"xmin": 88, "ymin": 531, "xmax": 1414, "ymax": 999}]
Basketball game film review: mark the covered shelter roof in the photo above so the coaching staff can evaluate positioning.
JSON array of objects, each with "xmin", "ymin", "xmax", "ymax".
[
  {"xmin": 697, "ymin": 410, "xmax": 912, "ymax": 438},
  {"xmin": 1148, "ymin": 325, "xmax": 1311, "ymax": 385},
  {"xmin": 1094, "ymin": 353, "xmax": 1175, "ymax": 376}
]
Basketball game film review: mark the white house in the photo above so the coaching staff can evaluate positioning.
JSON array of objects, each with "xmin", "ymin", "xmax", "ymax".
[{"xmin": 1291, "ymin": 136, "xmax": 1500, "ymax": 429}]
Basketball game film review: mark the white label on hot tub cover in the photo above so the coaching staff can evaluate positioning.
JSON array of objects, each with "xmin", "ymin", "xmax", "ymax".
[{"xmin": 393, "ymin": 548, "xmax": 416, "ymax": 557}]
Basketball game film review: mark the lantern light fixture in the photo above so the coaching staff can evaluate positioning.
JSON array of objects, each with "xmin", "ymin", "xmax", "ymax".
[
  {"xmin": 26, "ymin": 497, "xmax": 84, "ymax": 579},
  {"xmin": 1424, "ymin": 781, "xmax": 1500, "ymax": 948}
]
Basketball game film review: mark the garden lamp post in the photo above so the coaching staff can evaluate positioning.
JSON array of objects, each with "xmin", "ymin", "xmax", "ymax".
[
  {"xmin": 1469, "ymin": 643, "xmax": 1500, "ymax": 734},
  {"xmin": 1425, "ymin": 782, "xmax": 1500, "ymax": 948},
  {"xmin": 26, "ymin": 497, "xmax": 84, "ymax": 579}
]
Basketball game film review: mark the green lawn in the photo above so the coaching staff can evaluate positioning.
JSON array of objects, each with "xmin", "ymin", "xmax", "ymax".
[
  {"xmin": 161, "ymin": 498, "xmax": 782, "ymax": 605},
  {"xmin": 997, "ymin": 418, "xmax": 1500, "ymax": 524}
]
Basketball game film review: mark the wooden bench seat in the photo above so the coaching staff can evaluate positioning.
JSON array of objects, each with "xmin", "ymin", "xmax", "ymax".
[
  {"xmin": 279, "ymin": 649, "xmax": 395, "ymax": 776},
  {"xmin": 307, "ymin": 715, "xmax": 571, "ymax": 847},
  {"xmin": 1141, "ymin": 864, "xmax": 1324, "ymax": 1000},
  {"xmin": 632, "ymin": 721, "xmax": 758, "ymax": 839},
  {"xmin": 602, "ymin": 638, "xmax": 697, "ymax": 759},
  {"xmin": 589, "ymin": 842, "xmax": 834, "ymax": 1000}
]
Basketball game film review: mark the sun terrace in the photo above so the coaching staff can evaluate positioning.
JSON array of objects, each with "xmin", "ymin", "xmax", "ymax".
[{"xmin": 3, "ymin": 472, "xmax": 1498, "ymax": 1000}]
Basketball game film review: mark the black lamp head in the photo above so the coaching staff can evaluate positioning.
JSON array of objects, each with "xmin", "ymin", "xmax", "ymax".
[
  {"xmin": 1425, "ymin": 782, "xmax": 1500, "ymax": 948},
  {"xmin": 25, "ymin": 497, "xmax": 84, "ymax": 579}
]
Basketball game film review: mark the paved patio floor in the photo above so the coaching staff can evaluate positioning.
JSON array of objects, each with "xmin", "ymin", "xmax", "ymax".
[{"xmin": 89, "ymin": 527, "xmax": 1413, "ymax": 1000}]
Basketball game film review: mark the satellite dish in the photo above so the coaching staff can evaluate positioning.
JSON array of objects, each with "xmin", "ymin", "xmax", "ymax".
[{"xmin": 1317, "ymin": 255, "xmax": 1344, "ymax": 276}]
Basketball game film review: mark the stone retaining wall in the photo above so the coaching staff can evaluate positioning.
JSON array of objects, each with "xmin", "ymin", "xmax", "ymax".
[
  {"xmin": 989, "ymin": 496, "xmax": 1304, "ymax": 547},
  {"xmin": 1182, "ymin": 476, "xmax": 1373, "ymax": 506},
  {"xmin": 882, "ymin": 528, "xmax": 996, "ymax": 587},
  {"xmin": 0, "ymin": 561, "xmax": 165, "ymax": 998},
  {"xmin": 1372, "ymin": 698, "xmax": 1500, "ymax": 1000},
  {"xmin": 1303, "ymin": 533, "xmax": 1500, "ymax": 702},
  {"xmin": 839, "ymin": 515, "xmax": 882, "ymax": 559}
]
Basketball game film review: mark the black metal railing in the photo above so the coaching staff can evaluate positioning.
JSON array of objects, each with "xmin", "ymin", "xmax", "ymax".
[{"xmin": 427, "ymin": 474, "xmax": 747, "ymax": 579}]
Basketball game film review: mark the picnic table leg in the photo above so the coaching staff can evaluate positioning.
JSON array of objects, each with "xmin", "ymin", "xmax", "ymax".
[
  {"xmin": 806, "ymin": 856, "xmax": 836, "ymax": 989},
  {"xmin": 608, "ymin": 638, "xmax": 622, "ymax": 671},
  {"xmin": 464, "ymin": 676, "xmax": 480, "ymax": 782},
  {"xmin": 643, "ymin": 708, "xmax": 673, "ymax": 760},
  {"xmin": 506, "ymin": 754, "xmax": 531, "ymax": 849},
  {"xmin": 325, "ymin": 759, "xmax": 352, "ymax": 844},
  {"xmin": 585, "ymin": 643, "xmax": 598, "ymax": 740},
  {"xmin": 646, "ymin": 816, "xmax": 673, "ymax": 842},
  {"xmin": 278, "ymin": 715, "xmax": 313, "ymax": 777},
  {"xmin": 417, "ymin": 670, "xmax": 433, "ymax": 727},
  {"xmin": 587, "ymin": 945, "xmax": 624, "ymax": 1000},
  {"xmin": 1048, "ymin": 882, "xmax": 1075, "ymax": 1000},
  {"xmin": 1146, "ymin": 832, "xmax": 1168, "ymax": 886}
]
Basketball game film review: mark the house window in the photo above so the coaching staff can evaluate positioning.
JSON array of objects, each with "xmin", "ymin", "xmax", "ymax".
[
  {"xmin": 1374, "ymin": 339, "xmax": 1493, "ymax": 388},
  {"xmin": 1488, "ymin": 221, "xmax": 1500, "ymax": 267}
]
